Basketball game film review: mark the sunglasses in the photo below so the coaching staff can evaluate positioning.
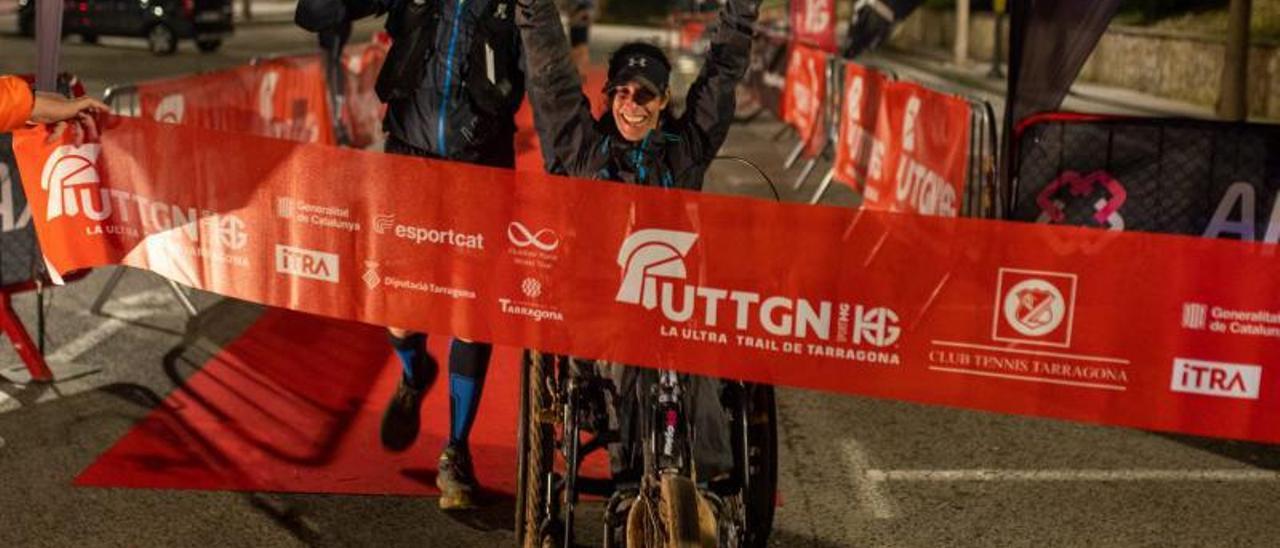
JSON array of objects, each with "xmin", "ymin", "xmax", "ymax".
[{"xmin": 608, "ymin": 84, "xmax": 659, "ymax": 105}]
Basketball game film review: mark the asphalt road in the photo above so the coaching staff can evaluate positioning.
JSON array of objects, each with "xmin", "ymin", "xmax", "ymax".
[{"xmin": 2, "ymin": 14, "xmax": 1280, "ymax": 548}]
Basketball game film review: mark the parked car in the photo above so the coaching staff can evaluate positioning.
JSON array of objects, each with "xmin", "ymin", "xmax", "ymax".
[{"xmin": 17, "ymin": 0, "xmax": 234, "ymax": 56}]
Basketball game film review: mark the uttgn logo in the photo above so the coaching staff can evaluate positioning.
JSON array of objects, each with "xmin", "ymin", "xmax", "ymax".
[
  {"xmin": 41, "ymin": 144, "xmax": 102, "ymax": 221},
  {"xmin": 39, "ymin": 144, "xmax": 249, "ymax": 253},
  {"xmin": 614, "ymin": 229, "xmax": 699, "ymax": 310},
  {"xmin": 613, "ymin": 228, "xmax": 902, "ymax": 351}
]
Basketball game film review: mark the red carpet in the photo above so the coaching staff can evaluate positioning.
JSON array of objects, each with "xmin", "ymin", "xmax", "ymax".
[
  {"xmin": 79, "ymin": 68, "xmax": 619, "ymax": 496},
  {"xmin": 77, "ymin": 307, "xmax": 608, "ymax": 495}
]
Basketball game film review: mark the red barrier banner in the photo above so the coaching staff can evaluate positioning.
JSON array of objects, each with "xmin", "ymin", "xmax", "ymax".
[
  {"xmin": 11, "ymin": 118, "xmax": 1280, "ymax": 445},
  {"xmin": 858, "ymin": 81, "xmax": 971, "ymax": 218},
  {"xmin": 789, "ymin": 0, "xmax": 836, "ymax": 52},
  {"xmin": 138, "ymin": 56, "xmax": 334, "ymax": 145},
  {"xmin": 782, "ymin": 44, "xmax": 827, "ymax": 157},
  {"xmin": 832, "ymin": 62, "xmax": 889, "ymax": 188}
]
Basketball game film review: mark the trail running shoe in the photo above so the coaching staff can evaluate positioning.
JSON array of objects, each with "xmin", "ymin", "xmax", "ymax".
[
  {"xmin": 437, "ymin": 444, "xmax": 479, "ymax": 510},
  {"xmin": 379, "ymin": 379, "xmax": 424, "ymax": 452}
]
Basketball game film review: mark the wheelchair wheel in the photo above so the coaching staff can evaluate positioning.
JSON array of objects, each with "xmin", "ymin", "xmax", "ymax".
[
  {"xmin": 626, "ymin": 474, "xmax": 717, "ymax": 548},
  {"xmin": 742, "ymin": 384, "xmax": 778, "ymax": 548},
  {"xmin": 516, "ymin": 350, "xmax": 557, "ymax": 548}
]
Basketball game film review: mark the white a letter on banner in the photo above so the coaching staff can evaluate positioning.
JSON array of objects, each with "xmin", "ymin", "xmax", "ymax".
[{"xmin": 1204, "ymin": 182, "xmax": 1256, "ymax": 241}]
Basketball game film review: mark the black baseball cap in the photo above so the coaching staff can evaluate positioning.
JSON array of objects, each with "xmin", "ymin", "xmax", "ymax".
[{"xmin": 605, "ymin": 42, "xmax": 671, "ymax": 96}]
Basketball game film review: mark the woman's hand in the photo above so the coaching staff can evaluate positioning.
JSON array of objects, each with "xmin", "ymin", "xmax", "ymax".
[{"xmin": 31, "ymin": 92, "xmax": 108, "ymax": 145}]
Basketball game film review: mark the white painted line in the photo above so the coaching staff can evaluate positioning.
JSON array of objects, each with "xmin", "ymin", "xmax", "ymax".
[
  {"xmin": 47, "ymin": 288, "xmax": 173, "ymax": 364},
  {"xmin": 866, "ymin": 469, "xmax": 1280, "ymax": 482},
  {"xmin": 842, "ymin": 438, "xmax": 896, "ymax": 519},
  {"xmin": 0, "ymin": 288, "xmax": 176, "ymax": 386},
  {"xmin": 928, "ymin": 366, "xmax": 1128, "ymax": 391},
  {"xmin": 931, "ymin": 340, "xmax": 1130, "ymax": 365}
]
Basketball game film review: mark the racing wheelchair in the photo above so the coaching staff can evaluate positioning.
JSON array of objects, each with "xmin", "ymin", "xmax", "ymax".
[{"xmin": 514, "ymin": 351, "xmax": 778, "ymax": 547}]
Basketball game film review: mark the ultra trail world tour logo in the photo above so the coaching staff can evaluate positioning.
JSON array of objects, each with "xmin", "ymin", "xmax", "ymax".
[
  {"xmin": 615, "ymin": 228, "xmax": 901, "ymax": 364},
  {"xmin": 40, "ymin": 144, "xmax": 249, "ymax": 264}
]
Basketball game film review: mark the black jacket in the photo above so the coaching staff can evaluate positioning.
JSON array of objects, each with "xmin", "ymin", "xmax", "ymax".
[
  {"xmin": 515, "ymin": 0, "xmax": 758, "ymax": 189},
  {"xmin": 297, "ymin": 0, "xmax": 525, "ymax": 167}
]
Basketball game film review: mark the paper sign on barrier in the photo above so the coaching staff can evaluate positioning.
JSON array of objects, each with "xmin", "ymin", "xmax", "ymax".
[
  {"xmin": 138, "ymin": 56, "xmax": 334, "ymax": 145},
  {"xmin": 851, "ymin": 79, "xmax": 971, "ymax": 218},
  {"xmin": 832, "ymin": 62, "xmax": 889, "ymax": 190},
  {"xmin": 10, "ymin": 118, "xmax": 1280, "ymax": 446},
  {"xmin": 782, "ymin": 44, "xmax": 828, "ymax": 157},
  {"xmin": 789, "ymin": 0, "xmax": 836, "ymax": 52}
]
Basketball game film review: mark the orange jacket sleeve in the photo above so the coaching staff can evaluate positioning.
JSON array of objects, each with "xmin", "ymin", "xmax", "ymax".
[{"xmin": 1, "ymin": 76, "xmax": 36, "ymax": 133}]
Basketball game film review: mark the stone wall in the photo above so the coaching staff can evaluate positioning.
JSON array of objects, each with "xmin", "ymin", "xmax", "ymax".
[{"xmin": 889, "ymin": 8, "xmax": 1280, "ymax": 119}]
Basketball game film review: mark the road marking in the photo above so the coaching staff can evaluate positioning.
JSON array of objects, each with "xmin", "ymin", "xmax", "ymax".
[
  {"xmin": 1, "ymin": 288, "xmax": 177, "ymax": 385},
  {"xmin": 46, "ymin": 288, "xmax": 174, "ymax": 364},
  {"xmin": 842, "ymin": 438, "xmax": 896, "ymax": 519},
  {"xmin": 866, "ymin": 469, "xmax": 1280, "ymax": 482}
]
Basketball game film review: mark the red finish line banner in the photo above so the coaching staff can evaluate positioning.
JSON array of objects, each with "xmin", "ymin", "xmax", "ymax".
[
  {"xmin": 833, "ymin": 62, "xmax": 971, "ymax": 217},
  {"xmin": 12, "ymin": 119, "xmax": 1280, "ymax": 445}
]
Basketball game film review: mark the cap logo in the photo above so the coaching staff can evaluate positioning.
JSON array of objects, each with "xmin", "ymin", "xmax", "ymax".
[{"xmin": 628, "ymin": 56, "xmax": 648, "ymax": 68}]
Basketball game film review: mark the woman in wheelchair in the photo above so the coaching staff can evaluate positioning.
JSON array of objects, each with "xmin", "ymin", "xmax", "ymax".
[{"xmin": 514, "ymin": 0, "xmax": 773, "ymax": 545}]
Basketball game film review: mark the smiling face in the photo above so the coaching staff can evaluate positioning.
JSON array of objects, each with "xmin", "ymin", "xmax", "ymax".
[{"xmin": 609, "ymin": 82, "xmax": 670, "ymax": 142}]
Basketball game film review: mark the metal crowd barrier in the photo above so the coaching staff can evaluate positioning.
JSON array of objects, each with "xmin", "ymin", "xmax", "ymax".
[
  {"xmin": 966, "ymin": 98, "xmax": 999, "ymax": 219},
  {"xmin": 887, "ymin": 75, "xmax": 1000, "ymax": 219},
  {"xmin": 793, "ymin": 55, "xmax": 999, "ymax": 220},
  {"xmin": 804, "ymin": 56, "xmax": 856, "ymax": 205},
  {"xmin": 786, "ymin": 53, "xmax": 838, "ymax": 192},
  {"xmin": 102, "ymin": 85, "xmax": 140, "ymax": 118}
]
